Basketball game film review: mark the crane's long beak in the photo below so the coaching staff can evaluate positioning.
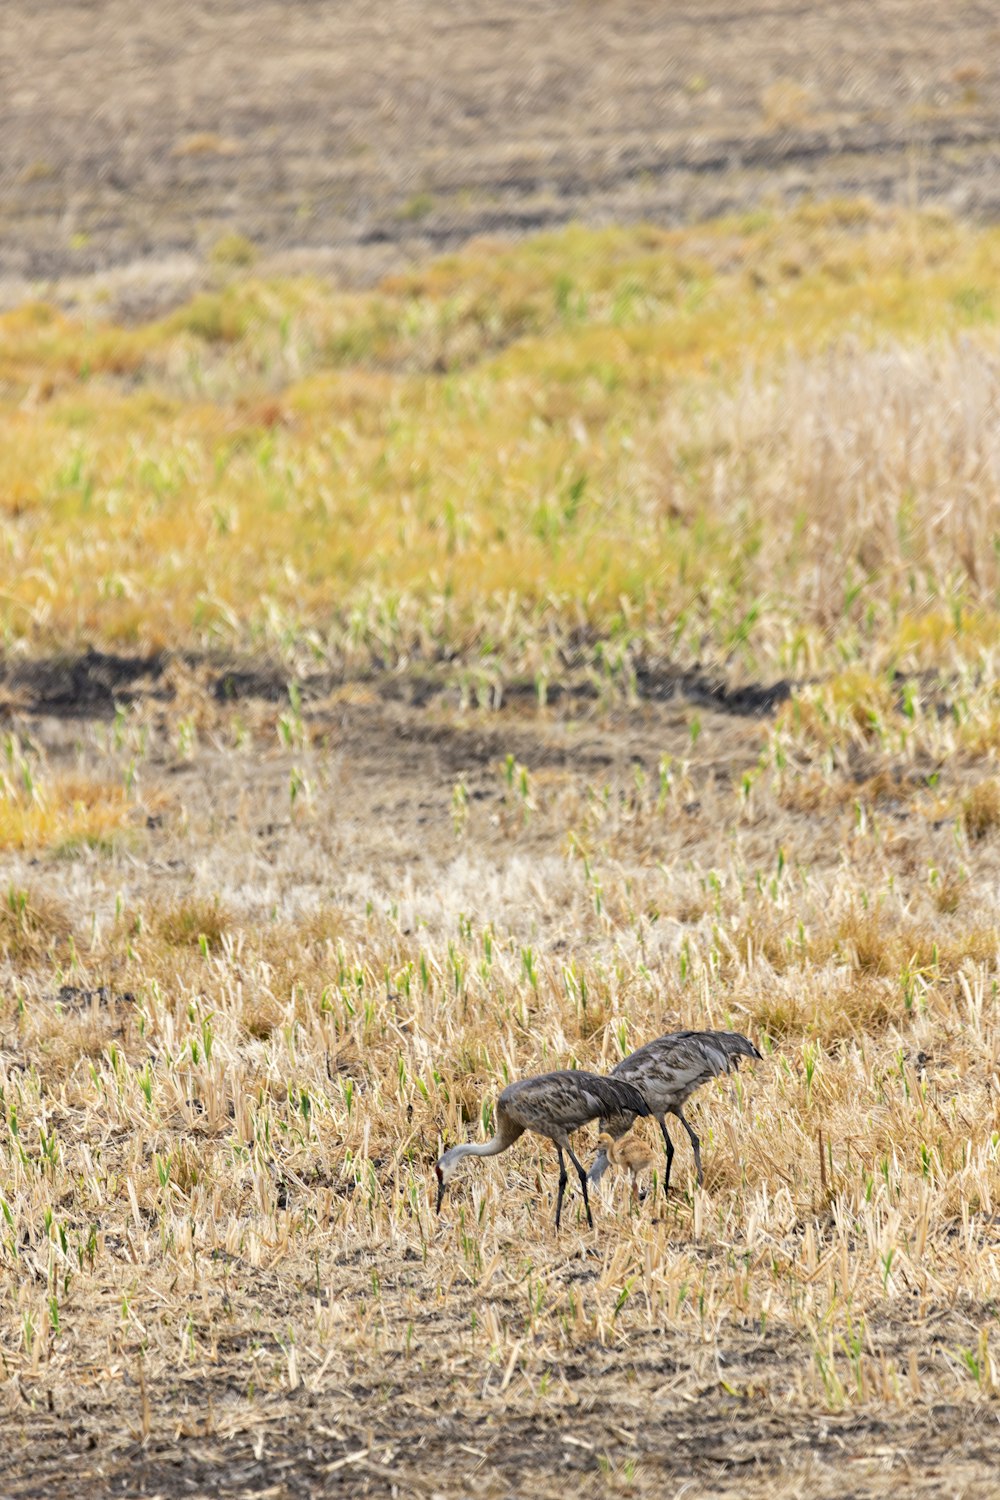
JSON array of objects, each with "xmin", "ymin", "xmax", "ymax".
[{"xmin": 436, "ymin": 1178, "xmax": 445, "ymax": 1214}]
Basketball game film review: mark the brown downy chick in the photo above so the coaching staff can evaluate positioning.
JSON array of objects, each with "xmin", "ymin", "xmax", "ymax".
[{"xmin": 596, "ymin": 1130, "xmax": 654, "ymax": 1202}]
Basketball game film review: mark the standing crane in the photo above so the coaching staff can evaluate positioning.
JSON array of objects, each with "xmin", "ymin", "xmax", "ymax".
[
  {"xmin": 435, "ymin": 1070, "xmax": 651, "ymax": 1229},
  {"xmin": 588, "ymin": 1030, "xmax": 761, "ymax": 1194}
]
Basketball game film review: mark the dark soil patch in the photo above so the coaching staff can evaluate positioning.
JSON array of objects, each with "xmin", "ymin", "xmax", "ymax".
[
  {"xmin": 3, "ymin": 649, "xmax": 169, "ymax": 720},
  {"xmin": 4, "ymin": 647, "xmax": 791, "ymax": 724}
]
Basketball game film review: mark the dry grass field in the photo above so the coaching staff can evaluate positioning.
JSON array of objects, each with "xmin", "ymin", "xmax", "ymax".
[{"xmin": 2, "ymin": 196, "xmax": 1000, "ymax": 1496}]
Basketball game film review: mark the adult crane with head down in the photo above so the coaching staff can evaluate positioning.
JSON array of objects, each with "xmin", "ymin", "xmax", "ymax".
[{"xmin": 436, "ymin": 1069, "xmax": 651, "ymax": 1229}]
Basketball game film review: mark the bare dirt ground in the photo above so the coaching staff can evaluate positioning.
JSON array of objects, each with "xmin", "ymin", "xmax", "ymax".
[
  {"xmin": 3, "ymin": 1, "xmax": 1000, "ymax": 314},
  {"xmin": 6, "ymin": 1286, "xmax": 1000, "ymax": 1500}
]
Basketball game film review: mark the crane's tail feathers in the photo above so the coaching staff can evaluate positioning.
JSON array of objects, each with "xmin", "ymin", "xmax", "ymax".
[
  {"xmin": 726, "ymin": 1033, "xmax": 763, "ymax": 1066},
  {"xmin": 596, "ymin": 1076, "xmax": 652, "ymax": 1119}
]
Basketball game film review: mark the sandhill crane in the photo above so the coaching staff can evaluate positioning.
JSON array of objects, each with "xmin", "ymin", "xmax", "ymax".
[
  {"xmin": 595, "ymin": 1129, "xmax": 654, "ymax": 1203},
  {"xmin": 589, "ymin": 1030, "xmax": 761, "ymax": 1194},
  {"xmin": 436, "ymin": 1070, "xmax": 651, "ymax": 1229}
]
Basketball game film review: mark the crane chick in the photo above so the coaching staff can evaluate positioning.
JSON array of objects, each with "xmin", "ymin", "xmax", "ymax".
[{"xmin": 595, "ymin": 1129, "xmax": 654, "ymax": 1202}]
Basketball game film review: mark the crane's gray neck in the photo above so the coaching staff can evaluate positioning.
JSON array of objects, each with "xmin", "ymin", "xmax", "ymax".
[
  {"xmin": 440, "ymin": 1108, "xmax": 524, "ymax": 1172},
  {"xmin": 440, "ymin": 1135, "xmax": 506, "ymax": 1170}
]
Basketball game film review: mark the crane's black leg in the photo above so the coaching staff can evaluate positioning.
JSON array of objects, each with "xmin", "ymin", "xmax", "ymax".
[
  {"xmin": 566, "ymin": 1146, "xmax": 594, "ymax": 1229},
  {"xmin": 657, "ymin": 1115, "xmax": 675, "ymax": 1194},
  {"xmin": 674, "ymin": 1109, "xmax": 703, "ymax": 1185},
  {"xmin": 555, "ymin": 1148, "xmax": 569, "ymax": 1229}
]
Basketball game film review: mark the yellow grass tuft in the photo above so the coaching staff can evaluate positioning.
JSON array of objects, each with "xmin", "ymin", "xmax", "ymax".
[
  {"xmin": 153, "ymin": 895, "xmax": 232, "ymax": 949},
  {"xmin": 962, "ymin": 778, "xmax": 1000, "ymax": 841},
  {"xmin": 171, "ymin": 131, "xmax": 241, "ymax": 158},
  {"xmin": 760, "ymin": 78, "xmax": 812, "ymax": 128},
  {"xmin": 210, "ymin": 231, "xmax": 258, "ymax": 268},
  {"xmin": 0, "ymin": 769, "xmax": 133, "ymax": 852},
  {"xmin": 0, "ymin": 885, "xmax": 73, "ymax": 959}
]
